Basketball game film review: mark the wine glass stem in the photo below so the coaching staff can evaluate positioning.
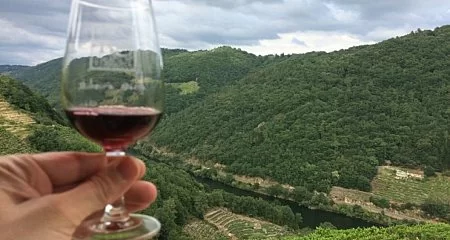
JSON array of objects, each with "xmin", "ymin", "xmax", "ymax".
[
  {"xmin": 98, "ymin": 150, "xmax": 133, "ymax": 230},
  {"xmin": 101, "ymin": 196, "xmax": 130, "ymax": 223}
]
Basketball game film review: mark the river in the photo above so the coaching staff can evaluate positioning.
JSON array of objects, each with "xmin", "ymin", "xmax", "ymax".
[{"xmin": 195, "ymin": 176, "xmax": 380, "ymax": 230}]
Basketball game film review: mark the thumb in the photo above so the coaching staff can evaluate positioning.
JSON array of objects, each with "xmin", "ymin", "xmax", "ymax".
[{"xmin": 56, "ymin": 156, "xmax": 142, "ymax": 225}]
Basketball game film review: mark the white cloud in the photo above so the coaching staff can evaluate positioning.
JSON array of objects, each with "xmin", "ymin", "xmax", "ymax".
[
  {"xmin": 291, "ymin": 37, "xmax": 307, "ymax": 46},
  {"xmin": 0, "ymin": 18, "xmax": 64, "ymax": 65},
  {"xmin": 325, "ymin": 3, "xmax": 360, "ymax": 23},
  {"xmin": 14, "ymin": 49, "xmax": 62, "ymax": 66},
  {"xmin": 0, "ymin": 19, "xmax": 64, "ymax": 49},
  {"xmin": 235, "ymin": 31, "xmax": 376, "ymax": 56},
  {"xmin": 365, "ymin": 27, "xmax": 412, "ymax": 41}
]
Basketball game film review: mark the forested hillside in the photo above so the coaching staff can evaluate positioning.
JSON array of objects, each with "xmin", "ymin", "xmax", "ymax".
[
  {"xmin": 0, "ymin": 75, "xmax": 64, "ymax": 125},
  {"xmin": 150, "ymin": 26, "xmax": 450, "ymax": 193},
  {"xmin": 2, "ymin": 47, "xmax": 263, "ymax": 115},
  {"xmin": 5, "ymin": 26, "xmax": 450, "ymax": 194},
  {"xmin": 0, "ymin": 75, "xmax": 99, "ymax": 154},
  {"xmin": 5, "ymin": 58, "xmax": 62, "ymax": 108},
  {"xmin": 163, "ymin": 46, "xmax": 262, "ymax": 114},
  {"xmin": 0, "ymin": 65, "xmax": 29, "ymax": 75}
]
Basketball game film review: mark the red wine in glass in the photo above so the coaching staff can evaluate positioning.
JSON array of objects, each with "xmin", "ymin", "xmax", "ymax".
[{"xmin": 65, "ymin": 107, "xmax": 162, "ymax": 151}]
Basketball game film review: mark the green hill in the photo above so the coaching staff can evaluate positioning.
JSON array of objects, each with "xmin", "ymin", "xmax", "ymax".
[
  {"xmin": 284, "ymin": 223, "xmax": 450, "ymax": 240},
  {"xmin": 149, "ymin": 26, "xmax": 450, "ymax": 193},
  {"xmin": 0, "ymin": 74, "xmax": 65, "ymax": 125},
  {"xmin": 5, "ymin": 58, "xmax": 63, "ymax": 108},
  {"xmin": 5, "ymin": 48, "xmax": 262, "ymax": 115},
  {"xmin": 0, "ymin": 74, "xmax": 99, "ymax": 155},
  {"xmin": 163, "ymin": 46, "xmax": 259, "ymax": 88},
  {"xmin": 0, "ymin": 65, "xmax": 29, "ymax": 75},
  {"xmin": 163, "ymin": 46, "xmax": 262, "ymax": 115}
]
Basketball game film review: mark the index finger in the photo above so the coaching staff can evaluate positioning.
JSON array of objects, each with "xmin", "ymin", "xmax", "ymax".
[{"xmin": 32, "ymin": 152, "xmax": 106, "ymax": 187}]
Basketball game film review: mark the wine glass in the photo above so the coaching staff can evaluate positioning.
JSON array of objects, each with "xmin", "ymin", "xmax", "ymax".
[{"xmin": 61, "ymin": 0, "xmax": 163, "ymax": 239}]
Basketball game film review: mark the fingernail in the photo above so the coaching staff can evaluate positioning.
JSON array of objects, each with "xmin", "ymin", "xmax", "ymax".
[{"xmin": 116, "ymin": 159, "xmax": 137, "ymax": 181}]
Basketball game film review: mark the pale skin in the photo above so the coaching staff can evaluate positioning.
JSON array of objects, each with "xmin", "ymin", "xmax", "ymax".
[{"xmin": 0, "ymin": 152, "xmax": 157, "ymax": 240}]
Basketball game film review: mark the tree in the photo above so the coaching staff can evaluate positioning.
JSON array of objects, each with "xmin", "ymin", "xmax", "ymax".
[
  {"xmin": 370, "ymin": 196, "xmax": 390, "ymax": 209},
  {"xmin": 319, "ymin": 222, "xmax": 337, "ymax": 229},
  {"xmin": 267, "ymin": 184, "xmax": 285, "ymax": 197},
  {"xmin": 424, "ymin": 166, "xmax": 437, "ymax": 177},
  {"xmin": 310, "ymin": 193, "xmax": 331, "ymax": 207},
  {"xmin": 422, "ymin": 198, "xmax": 450, "ymax": 220},
  {"xmin": 295, "ymin": 213, "xmax": 303, "ymax": 227},
  {"xmin": 292, "ymin": 186, "xmax": 313, "ymax": 203}
]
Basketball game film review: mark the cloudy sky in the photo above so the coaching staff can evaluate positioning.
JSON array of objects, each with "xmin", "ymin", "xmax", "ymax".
[{"xmin": 1, "ymin": 0, "xmax": 450, "ymax": 65}]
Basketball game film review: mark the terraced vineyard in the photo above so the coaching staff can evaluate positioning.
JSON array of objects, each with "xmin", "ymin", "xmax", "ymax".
[
  {"xmin": 183, "ymin": 220, "xmax": 229, "ymax": 240},
  {"xmin": 372, "ymin": 166, "xmax": 450, "ymax": 205},
  {"xmin": 0, "ymin": 98, "xmax": 35, "ymax": 138},
  {"xmin": 204, "ymin": 208, "xmax": 290, "ymax": 239},
  {"xmin": 284, "ymin": 223, "xmax": 450, "ymax": 240}
]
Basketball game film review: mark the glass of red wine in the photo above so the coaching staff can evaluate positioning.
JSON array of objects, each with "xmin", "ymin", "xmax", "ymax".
[{"xmin": 61, "ymin": 0, "xmax": 163, "ymax": 239}]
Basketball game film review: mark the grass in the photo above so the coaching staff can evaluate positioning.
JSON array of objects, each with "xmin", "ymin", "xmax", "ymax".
[
  {"xmin": 168, "ymin": 81, "xmax": 200, "ymax": 95},
  {"xmin": 372, "ymin": 166, "xmax": 450, "ymax": 204}
]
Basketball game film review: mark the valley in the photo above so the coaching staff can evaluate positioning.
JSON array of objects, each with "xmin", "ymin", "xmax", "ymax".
[
  {"xmin": 2, "ymin": 25, "xmax": 450, "ymax": 239},
  {"xmin": 141, "ymin": 143, "xmax": 444, "ymax": 225}
]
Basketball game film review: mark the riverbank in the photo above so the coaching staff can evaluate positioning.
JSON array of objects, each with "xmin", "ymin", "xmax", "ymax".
[
  {"xmin": 195, "ymin": 175, "xmax": 379, "ymax": 229},
  {"xmin": 192, "ymin": 163, "xmax": 442, "ymax": 225},
  {"xmin": 134, "ymin": 146, "xmax": 432, "ymax": 227},
  {"xmin": 191, "ymin": 168, "xmax": 413, "ymax": 227}
]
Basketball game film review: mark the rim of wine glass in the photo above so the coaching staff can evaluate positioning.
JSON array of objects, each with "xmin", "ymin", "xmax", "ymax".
[{"xmin": 77, "ymin": 0, "xmax": 150, "ymax": 11}]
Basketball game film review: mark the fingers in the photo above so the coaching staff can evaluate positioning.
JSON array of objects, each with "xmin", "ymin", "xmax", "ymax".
[
  {"xmin": 52, "ymin": 156, "xmax": 147, "ymax": 193},
  {"xmin": 137, "ymin": 158, "xmax": 146, "ymax": 179},
  {"xmin": 33, "ymin": 152, "xmax": 106, "ymax": 187},
  {"xmin": 54, "ymin": 156, "xmax": 144, "ymax": 225},
  {"xmin": 53, "ymin": 181, "xmax": 157, "ymax": 212},
  {"xmin": 124, "ymin": 181, "xmax": 157, "ymax": 212}
]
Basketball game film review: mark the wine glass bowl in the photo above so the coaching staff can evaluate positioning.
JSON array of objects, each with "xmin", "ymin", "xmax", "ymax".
[{"xmin": 62, "ymin": 0, "xmax": 163, "ymax": 239}]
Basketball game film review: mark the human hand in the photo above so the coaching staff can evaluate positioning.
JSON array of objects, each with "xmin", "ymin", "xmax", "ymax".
[{"xmin": 0, "ymin": 152, "xmax": 157, "ymax": 240}]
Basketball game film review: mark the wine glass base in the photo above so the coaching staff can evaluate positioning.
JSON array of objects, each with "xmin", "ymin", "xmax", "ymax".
[{"xmin": 73, "ymin": 214, "xmax": 161, "ymax": 240}]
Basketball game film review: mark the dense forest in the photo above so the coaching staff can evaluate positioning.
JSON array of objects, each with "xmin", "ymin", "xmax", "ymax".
[
  {"xmin": 148, "ymin": 26, "xmax": 450, "ymax": 194},
  {"xmin": 0, "ymin": 65, "xmax": 29, "ymax": 75},
  {"xmin": 4, "ymin": 47, "xmax": 265, "ymax": 115}
]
